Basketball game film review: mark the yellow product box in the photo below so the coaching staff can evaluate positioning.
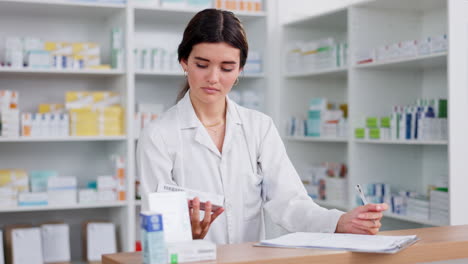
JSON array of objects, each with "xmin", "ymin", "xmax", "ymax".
[
  {"xmin": 38, "ymin": 104, "xmax": 64, "ymax": 114},
  {"xmin": 83, "ymin": 55, "xmax": 101, "ymax": 68},
  {"xmin": 66, "ymin": 92, "xmax": 94, "ymax": 109},
  {"xmin": 72, "ymin": 42, "xmax": 100, "ymax": 56},
  {"xmin": 87, "ymin": 65, "xmax": 111, "ymax": 70},
  {"xmin": 44, "ymin": 42, "xmax": 73, "ymax": 55},
  {"xmin": 100, "ymin": 131, "xmax": 123, "ymax": 136},
  {"xmin": 93, "ymin": 93, "xmax": 121, "ymax": 108},
  {"xmin": 0, "ymin": 169, "xmax": 29, "ymax": 193}
]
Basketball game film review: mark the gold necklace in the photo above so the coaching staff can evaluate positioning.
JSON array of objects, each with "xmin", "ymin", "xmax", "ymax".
[
  {"xmin": 205, "ymin": 123, "xmax": 225, "ymax": 135},
  {"xmin": 203, "ymin": 120, "xmax": 224, "ymax": 128}
]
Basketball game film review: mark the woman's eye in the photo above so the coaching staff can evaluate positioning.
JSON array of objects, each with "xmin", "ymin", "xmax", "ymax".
[
  {"xmin": 196, "ymin": 63, "xmax": 208, "ymax": 68},
  {"xmin": 222, "ymin": 68, "xmax": 233, "ymax": 72}
]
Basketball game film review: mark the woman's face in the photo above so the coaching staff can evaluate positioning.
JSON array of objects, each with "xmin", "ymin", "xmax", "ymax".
[{"xmin": 181, "ymin": 42, "xmax": 242, "ymax": 105}]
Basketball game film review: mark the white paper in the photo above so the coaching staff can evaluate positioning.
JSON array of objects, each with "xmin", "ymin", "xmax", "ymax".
[
  {"xmin": 41, "ymin": 224, "xmax": 71, "ymax": 263},
  {"xmin": 12, "ymin": 228, "xmax": 43, "ymax": 264},
  {"xmin": 258, "ymin": 232, "xmax": 419, "ymax": 253},
  {"xmin": 147, "ymin": 192, "xmax": 192, "ymax": 243},
  {"xmin": 0, "ymin": 230, "xmax": 4, "ymax": 264},
  {"xmin": 87, "ymin": 223, "xmax": 117, "ymax": 261}
]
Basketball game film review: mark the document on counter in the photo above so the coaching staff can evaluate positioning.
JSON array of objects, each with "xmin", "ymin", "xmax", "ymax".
[{"xmin": 255, "ymin": 232, "xmax": 419, "ymax": 254}]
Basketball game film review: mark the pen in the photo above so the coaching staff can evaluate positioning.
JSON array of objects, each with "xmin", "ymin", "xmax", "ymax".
[{"xmin": 355, "ymin": 184, "xmax": 376, "ymax": 224}]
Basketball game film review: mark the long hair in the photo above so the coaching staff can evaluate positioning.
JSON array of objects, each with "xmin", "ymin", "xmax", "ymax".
[{"xmin": 176, "ymin": 8, "xmax": 248, "ymax": 102}]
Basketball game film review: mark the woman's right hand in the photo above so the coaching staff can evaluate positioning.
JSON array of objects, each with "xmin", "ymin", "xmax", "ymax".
[{"xmin": 189, "ymin": 197, "xmax": 224, "ymax": 239}]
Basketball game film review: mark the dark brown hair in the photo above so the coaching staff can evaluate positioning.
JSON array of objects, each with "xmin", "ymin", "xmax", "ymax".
[{"xmin": 176, "ymin": 8, "xmax": 248, "ymax": 102}]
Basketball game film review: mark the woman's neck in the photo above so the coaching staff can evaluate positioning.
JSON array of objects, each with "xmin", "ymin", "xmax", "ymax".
[{"xmin": 189, "ymin": 93, "xmax": 227, "ymax": 126}]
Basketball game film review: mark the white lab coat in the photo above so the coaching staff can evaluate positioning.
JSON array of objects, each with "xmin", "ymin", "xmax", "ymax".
[{"xmin": 137, "ymin": 91, "xmax": 344, "ymax": 244}]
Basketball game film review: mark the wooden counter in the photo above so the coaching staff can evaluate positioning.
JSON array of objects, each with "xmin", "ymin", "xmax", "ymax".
[{"xmin": 103, "ymin": 225, "xmax": 468, "ymax": 264}]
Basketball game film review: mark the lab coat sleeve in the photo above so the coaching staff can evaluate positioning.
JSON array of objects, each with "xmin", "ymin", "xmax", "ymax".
[
  {"xmin": 259, "ymin": 117, "xmax": 345, "ymax": 233},
  {"xmin": 137, "ymin": 123, "xmax": 176, "ymax": 203}
]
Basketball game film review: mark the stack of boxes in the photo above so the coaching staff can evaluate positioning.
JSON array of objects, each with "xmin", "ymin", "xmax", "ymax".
[
  {"xmin": 1, "ymin": 29, "xmax": 124, "ymax": 70},
  {"xmin": 286, "ymin": 38, "xmax": 348, "ymax": 74},
  {"xmin": 243, "ymin": 51, "xmax": 262, "ymax": 74},
  {"xmin": 66, "ymin": 91, "xmax": 124, "ymax": 136},
  {"xmin": 0, "ymin": 90, "xmax": 20, "ymax": 138},
  {"xmin": 300, "ymin": 163, "xmax": 348, "ymax": 204},
  {"xmin": 355, "ymin": 34, "xmax": 447, "ymax": 65},
  {"xmin": 355, "ymin": 98, "xmax": 448, "ymax": 141},
  {"xmin": 0, "ymin": 170, "xmax": 29, "ymax": 207},
  {"xmin": 215, "ymin": 0, "xmax": 263, "ymax": 12},
  {"xmin": 287, "ymin": 98, "xmax": 347, "ymax": 138},
  {"xmin": 135, "ymin": 103, "xmax": 164, "ymax": 138}
]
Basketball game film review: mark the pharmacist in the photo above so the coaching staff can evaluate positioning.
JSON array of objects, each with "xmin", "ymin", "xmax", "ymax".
[{"xmin": 137, "ymin": 8, "xmax": 388, "ymax": 244}]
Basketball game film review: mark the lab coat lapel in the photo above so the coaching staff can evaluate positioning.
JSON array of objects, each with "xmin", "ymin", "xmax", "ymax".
[
  {"xmin": 194, "ymin": 126, "xmax": 222, "ymax": 158},
  {"xmin": 178, "ymin": 91, "xmax": 222, "ymax": 157},
  {"xmin": 222, "ymin": 98, "xmax": 242, "ymax": 155}
]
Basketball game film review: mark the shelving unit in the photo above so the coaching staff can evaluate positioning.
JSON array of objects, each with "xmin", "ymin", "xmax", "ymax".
[
  {"xmin": 279, "ymin": 0, "xmax": 463, "ymax": 229},
  {"xmin": 285, "ymin": 136, "xmax": 348, "ymax": 143},
  {"xmin": 0, "ymin": 136, "xmax": 127, "ymax": 142}
]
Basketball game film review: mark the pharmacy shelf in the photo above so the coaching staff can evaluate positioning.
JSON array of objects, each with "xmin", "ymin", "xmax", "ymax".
[
  {"xmin": 314, "ymin": 199, "xmax": 349, "ymax": 211},
  {"xmin": 0, "ymin": 201, "xmax": 128, "ymax": 213},
  {"xmin": 285, "ymin": 67, "xmax": 348, "ymax": 79},
  {"xmin": 0, "ymin": 68, "xmax": 125, "ymax": 77},
  {"xmin": 135, "ymin": 200, "xmax": 142, "ymax": 207},
  {"xmin": 133, "ymin": 5, "xmax": 266, "ymax": 24},
  {"xmin": 0, "ymin": 136, "xmax": 127, "ymax": 142},
  {"xmin": 285, "ymin": 136, "xmax": 348, "ymax": 143},
  {"xmin": 357, "ymin": 0, "xmax": 445, "ymax": 11},
  {"xmin": 354, "ymin": 53, "xmax": 447, "ymax": 71},
  {"xmin": 383, "ymin": 212, "xmax": 445, "ymax": 227},
  {"xmin": 136, "ymin": 71, "xmax": 264, "ymax": 78},
  {"xmin": 353, "ymin": 139, "xmax": 448, "ymax": 145},
  {"xmin": 0, "ymin": 0, "xmax": 125, "ymax": 18}
]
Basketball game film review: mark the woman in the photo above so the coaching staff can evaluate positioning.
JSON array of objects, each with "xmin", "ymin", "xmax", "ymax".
[{"xmin": 138, "ymin": 8, "xmax": 388, "ymax": 244}]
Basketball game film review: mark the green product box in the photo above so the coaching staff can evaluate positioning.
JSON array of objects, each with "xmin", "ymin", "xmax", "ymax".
[
  {"xmin": 369, "ymin": 128, "xmax": 381, "ymax": 139},
  {"xmin": 355, "ymin": 128, "xmax": 365, "ymax": 139},
  {"xmin": 366, "ymin": 117, "xmax": 378, "ymax": 128},
  {"xmin": 380, "ymin": 117, "xmax": 391, "ymax": 128}
]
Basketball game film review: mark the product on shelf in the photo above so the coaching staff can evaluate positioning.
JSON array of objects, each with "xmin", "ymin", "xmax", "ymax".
[
  {"xmin": 40, "ymin": 223, "xmax": 71, "ymax": 263},
  {"xmin": 0, "ymin": 90, "xmax": 20, "ymax": 138},
  {"xmin": 286, "ymin": 38, "xmax": 348, "ymax": 74},
  {"xmin": 215, "ymin": 0, "xmax": 262, "ymax": 12},
  {"xmin": 355, "ymin": 98, "xmax": 448, "ymax": 141},
  {"xmin": 135, "ymin": 103, "xmax": 164, "ymax": 138},
  {"xmin": 429, "ymin": 189, "xmax": 449, "ymax": 224},
  {"xmin": 229, "ymin": 90, "xmax": 262, "ymax": 111},
  {"xmin": 1, "ymin": 30, "xmax": 124, "ymax": 70},
  {"xmin": 300, "ymin": 162, "xmax": 347, "ymax": 203},
  {"xmin": 134, "ymin": 47, "xmax": 180, "ymax": 73},
  {"xmin": 287, "ymin": 98, "xmax": 347, "ymax": 138},
  {"xmin": 66, "ymin": 91, "xmax": 124, "ymax": 136},
  {"xmin": 47, "ymin": 176, "xmax": 78, "ymax": 205},
  {"xmin": 83, "ymin": 221, "xmax": 117, "ymax": 262},
  {"xmin": 355, "ymin": 33, "xmax": 448, "ymax": 65},
  {"xmin": 140, "ymin": 212, "xmax": 166, "ymax": 264},
  {"xmin": 5, "ymin": 225, "xmax": 43, "ymax": 264},
  {"xmin": 243, "ymin": 50, "xmax": 262, "ymax": 74}
]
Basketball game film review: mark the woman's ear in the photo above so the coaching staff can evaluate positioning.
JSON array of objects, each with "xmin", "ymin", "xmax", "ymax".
[{"xmin": 180, "ymin": 58, "xmax": 188, "ymax": 71}]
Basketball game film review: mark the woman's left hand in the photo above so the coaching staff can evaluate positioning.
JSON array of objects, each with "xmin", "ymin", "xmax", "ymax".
[{"xmin": 335, "ymin": 203, "xmax": 388, "ymax": 235}]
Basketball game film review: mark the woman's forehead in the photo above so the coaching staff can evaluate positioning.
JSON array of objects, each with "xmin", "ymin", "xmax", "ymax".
[{"xmin": 190, "ymin": 42, "xmax": 240, "ymax": 62}]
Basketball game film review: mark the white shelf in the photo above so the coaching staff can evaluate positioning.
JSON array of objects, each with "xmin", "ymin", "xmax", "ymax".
[
  {"xmin": 354, "ymin": 53, "xmax": 447, "ymax": 71},
  {"xmin": 354, "ymin": 139, "xmax": 448, "ymax": 145},
  {"xmin": 135, "ymin": 200, "xmax": 142, "ymax": 206},
  {"xmin": 285, "ymin": 67, "xmax": 348, "ymax": 79},
  {"xmin": 0, "ymin": 0, "xmax": 125, "ymax": 18},
  {"xmin": 0, "ymin": 201, "xmax": 128, "ymax": 213},
  {"xmin": 0, "ymin": 68, "xmax": 125, "ymax": 77},
  {"xmin": 285, "ymin": 136, "xmax": 348, "ymax": 143},
  {"xmin": 134, "ymin": 5, "xmax": 266, "ymax": 24},
  {"xmin": 314, "ymin": 199, "xmax": 349, "ymax": 211},
  {"xmin": 0, "ymin": 136, "xmax": 127, "ymax": 142},
  {"xmin": 136, "ymin": 71, "xmax": 264, "ymax": 78},
  {"xmin": 383, "ymin": 212, "xmax": 446, "ymax": 226}
]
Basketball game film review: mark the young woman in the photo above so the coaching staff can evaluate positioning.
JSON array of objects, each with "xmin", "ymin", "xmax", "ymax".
[{"xmin": 137, "ymin": 8, "xmax": 388, "ymax": 244}]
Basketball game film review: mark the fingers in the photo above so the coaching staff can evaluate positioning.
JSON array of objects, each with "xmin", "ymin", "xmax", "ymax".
[
  {"xmin": 202, "ymin": 201, "xmax": 212, "ymax": 227},
  {"xmin": 210, "ymin": 207, "xmax": 225, "ymax": 224},
  {"xmin": 358, "ymin": 212, "xmax": 383, "ymax": 220},
  {"xmin": 352, "ymin": 218, "xmax": 382, "ymax": 229},
  {"xmin": 351, "ymin": 223, "xmax": 380, "ymax": 235},
  {"xmin": 190, "ymin": 197, "xmax": 201, "ymax": 238},
  {"xmin": 360, "ymin": 203, "xmax": 389, "ymax": 212}
]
